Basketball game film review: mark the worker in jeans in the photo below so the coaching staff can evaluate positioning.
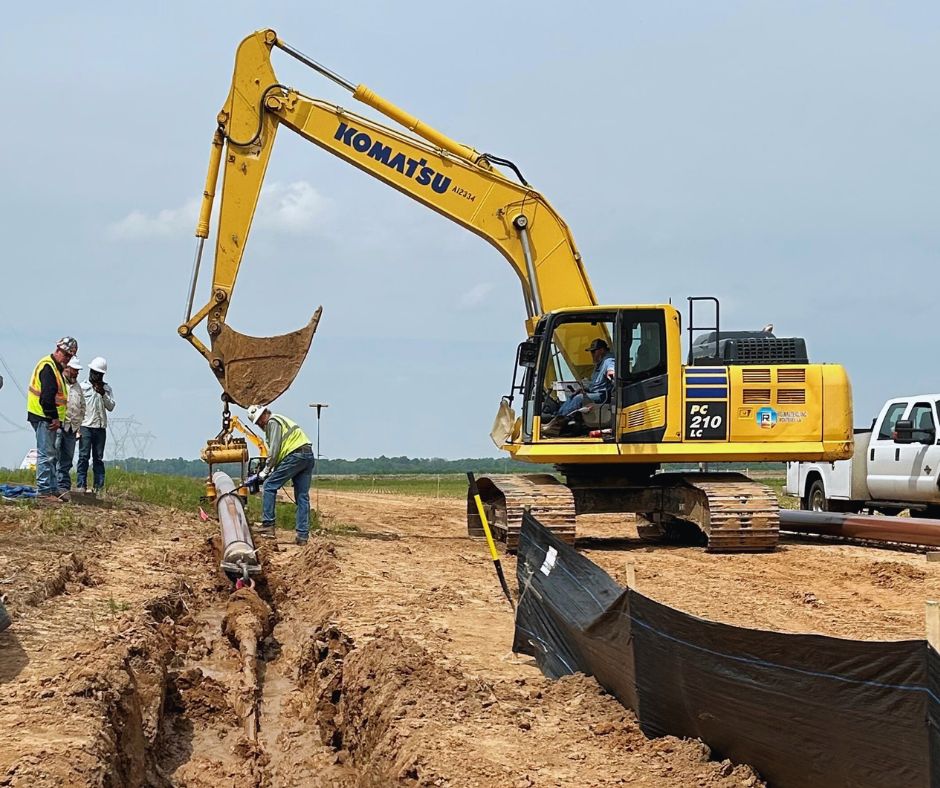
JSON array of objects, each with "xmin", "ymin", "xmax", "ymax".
[
  {"xmin": 26, "ymin": 337, "xmax": 78, "ymax": 502},
  {"xmin": 78, "ymin": 357, "xmax": 115, "ymax": 494},
  {"xmin": 56, "ymin": 357, "xmax": 86, "ymax": 493},
  {"xmin": 247, "ymin": 404, "xmax": 316, "ymax": 546}
]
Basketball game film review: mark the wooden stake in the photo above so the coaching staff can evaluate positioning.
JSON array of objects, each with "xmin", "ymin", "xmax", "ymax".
[
  {"xmin": 927, "ymin": 600, "xmax": 940, "ymax": 653},
  {"xmin": 624, "ymin": 561, "xmax": 636, "ymax": 589}
]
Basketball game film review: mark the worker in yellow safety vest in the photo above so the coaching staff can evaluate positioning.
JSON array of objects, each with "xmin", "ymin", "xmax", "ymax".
[
  {"xmin": 27, "ymin": 336, "xmax": 79, "ymax": 501},
  {"xmin": 247, "ymin": 404, "xmax": 315, "ymax": 546}
]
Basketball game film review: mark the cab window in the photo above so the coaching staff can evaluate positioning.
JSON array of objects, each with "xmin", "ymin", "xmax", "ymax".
[
  {"xmin": 909, "ymin": 402, "xmax": 936, "ymax": 443},
  {"xmin": 877, "ymin": 402, "xmax": 908, "ymax": 440},
  {"xmin": 622, "ymin": 314, "xmax": 666, "ymax": 382}
]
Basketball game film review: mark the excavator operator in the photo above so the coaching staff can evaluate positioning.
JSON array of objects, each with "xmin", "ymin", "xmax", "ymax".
[{"xmin": 542, "ymin": 339, "xmax": 616, "ymax": 436}]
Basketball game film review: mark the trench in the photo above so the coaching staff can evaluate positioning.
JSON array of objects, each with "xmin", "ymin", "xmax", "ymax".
[{"xmin": 146, "ymin": 542, "xmax": 364, "ymax": 787}]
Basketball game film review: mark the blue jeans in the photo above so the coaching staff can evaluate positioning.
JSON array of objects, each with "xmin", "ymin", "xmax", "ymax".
[
  {"xmin": 77, "ymin": 427, "xmax": 107, "ymax": 491},
  {"xmin": 559, "ymin": 391, "xmax": 606, "ymax": 417},
  {"xmin": 56, "ymin": 429, "xmax": 79, "ymax": 491},
  {"xmin": 32, "ymin": 420, "xmax": 58, "ymax": 495},
  {"xmin": 262, "ymin": 447, "xmax": 316, "ymax": 539}
]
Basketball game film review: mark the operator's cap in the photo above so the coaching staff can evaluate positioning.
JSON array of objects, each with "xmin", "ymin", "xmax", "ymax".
[
  {"xmin": 585, "ymin": 338, "xmax": 609, "ymax": 352},
  {"xmin": 67, "ymin": 357, "xmax": 82, "ymax": 370}
]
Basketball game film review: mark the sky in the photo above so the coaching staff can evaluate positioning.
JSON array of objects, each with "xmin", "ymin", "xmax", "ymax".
[{"xmin": 1, "ymin": 1, "xmax": 938, "ymax": 466}]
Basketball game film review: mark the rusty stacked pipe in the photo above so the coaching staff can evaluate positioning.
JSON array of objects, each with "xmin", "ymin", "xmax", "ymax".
[
  {"xmin": 212, "ymin": 471, "xmax": 261, "ymax": 580},
  {"xmin": 780, "ymin": 509, "xmax": 940, "ymax": 547}
]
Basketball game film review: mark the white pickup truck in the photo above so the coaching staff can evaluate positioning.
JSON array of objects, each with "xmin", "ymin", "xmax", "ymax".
[{"xmin": 786, "ymin": 394, "xmax": 940, "ymax": 516}]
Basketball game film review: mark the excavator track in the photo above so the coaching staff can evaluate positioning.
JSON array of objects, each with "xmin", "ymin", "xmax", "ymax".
[
  {"xmin": 468, "ymin": 474, "xmax": 576, "ymax": 551},
  {"xmin": 468, "ymin": 471, "xmax": 778, "ymax": 554},
  {"xmin": 651, "ymin": 473, "xmax": 780, "ymax": 552}
]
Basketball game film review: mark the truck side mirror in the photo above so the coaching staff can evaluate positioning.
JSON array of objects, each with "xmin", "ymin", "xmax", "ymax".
[
  {"xmin": 893, "ymin": 419, "xmax": 915, "ymax": 444},
  {"xmin": 517, "ymin": 339, "xmax": 539, "ymax": 368}
]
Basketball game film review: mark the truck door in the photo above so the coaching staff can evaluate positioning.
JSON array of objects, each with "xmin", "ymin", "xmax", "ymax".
[
  {"xmin": 866, "ymin": 400, "xmax": 909, "ymax": 499},
  {"xmin": 908, "ymin": 401, "xmax": 940, "ymax": 501}
]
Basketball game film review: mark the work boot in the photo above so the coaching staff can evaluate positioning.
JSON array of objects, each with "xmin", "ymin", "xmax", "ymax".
[
  {"xmin": 258, "ymin": 521, "xmax": 277, "ymax": 540},
  {"xmin": 56, "ymin": 491, "xmax": 71, "ymax": 503},
  {"xmin": 294, "ymin": 535, "xmax": 308, "ymax": 546},
  {"xmin": 540, "ymin": 415, "xmax": 565, "ymax": 437}
]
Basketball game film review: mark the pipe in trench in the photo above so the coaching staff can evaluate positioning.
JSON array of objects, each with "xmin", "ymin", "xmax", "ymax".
[
  {"xmin": 212, "ymin": 471, "xmax": 261, "ymax": 581},
  {"xmin": 780, "ymin": 509, "xmax": 940, "ymax": 547},
  {"xmin": 213, "ymin": 472, "xmax": 271, "ymax": 739}
]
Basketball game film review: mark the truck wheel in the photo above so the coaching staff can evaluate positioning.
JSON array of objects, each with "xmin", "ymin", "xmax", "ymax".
[{"xmin": 805, "ymin": 479, "xmax": 828, "ymax": 512}]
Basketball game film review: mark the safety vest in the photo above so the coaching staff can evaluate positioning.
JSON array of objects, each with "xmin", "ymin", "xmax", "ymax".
[
  {"xmin": 271, "ymin": 414, "xmax": 311, "ymax": 465},
  {"xmin": 27, "ymin": 355, "xmax": 67, "ymax": 421}
]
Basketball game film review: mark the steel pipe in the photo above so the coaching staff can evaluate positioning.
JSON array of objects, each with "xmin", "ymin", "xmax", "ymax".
[
  {"xmin": 780, "ymin": 509, "xmax": 940, "ymax": 548},
  {"xmin": 213, "ymin": 471, "xmax": 261, "ymax": 578}
]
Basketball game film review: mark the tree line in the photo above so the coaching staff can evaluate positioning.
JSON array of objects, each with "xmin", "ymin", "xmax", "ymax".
[
  {"xmin": 102, "ymin": 456, "xmax": 784, "ymax": 478},
  {"xmin": 106, "ymin": 455, "xmax": 533, "ymax": 477}
]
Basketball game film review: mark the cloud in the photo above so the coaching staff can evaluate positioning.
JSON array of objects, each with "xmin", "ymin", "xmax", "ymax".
[
  {"xmin": 457, "ymin": 282, "xmax": 494, "ymax": 309},
  {"xmin": 107, "ymin": 181, "xmax": 331, "ymax": 241},
  {"xmin": 106, "ymin": 199, "xmax": 200, "ymax": 240},
  {"xmin": 256, "ymin": 181, "xmax": 331, "ymax": 233}
]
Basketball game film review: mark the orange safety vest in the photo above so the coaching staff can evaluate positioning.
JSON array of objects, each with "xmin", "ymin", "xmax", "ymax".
[{"xmin": 27, "ymin": 355, "xmax": 67, "ymax": 421}]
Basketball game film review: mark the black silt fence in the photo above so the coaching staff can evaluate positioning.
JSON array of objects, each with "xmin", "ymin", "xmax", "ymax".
[{"xmin": 513, "ymin": 512, "xmax": 940, "ymax": 788}]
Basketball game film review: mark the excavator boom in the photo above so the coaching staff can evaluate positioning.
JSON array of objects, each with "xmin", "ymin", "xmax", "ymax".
[{"xmin": 179, "ymin": 29, "xmax": 597, "ymax": 406}]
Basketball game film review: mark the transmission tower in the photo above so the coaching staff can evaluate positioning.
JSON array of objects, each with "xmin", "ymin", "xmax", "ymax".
[{"xmin": 108, "ymin": 416, "xmax": 156, "ymax": 461}]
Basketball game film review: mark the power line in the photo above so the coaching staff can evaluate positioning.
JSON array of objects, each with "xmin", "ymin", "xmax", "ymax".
[
  {"xmin": 0, "ymin": 411, "xmax": 25, "ymax": 432},
  {"xmin": 0, "ymin": 354, "xmax": 26, "ymax": 398}
]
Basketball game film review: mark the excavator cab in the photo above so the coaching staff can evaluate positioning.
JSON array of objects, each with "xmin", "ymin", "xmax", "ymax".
[{"xmin": 508, "ymin": 306, "xmax": 679, "ymax": 443}]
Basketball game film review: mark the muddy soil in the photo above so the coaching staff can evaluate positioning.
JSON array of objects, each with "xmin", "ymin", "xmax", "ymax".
[{"xmin": 19, "ymin": 486, "xmax": 933, "ymax": 784}]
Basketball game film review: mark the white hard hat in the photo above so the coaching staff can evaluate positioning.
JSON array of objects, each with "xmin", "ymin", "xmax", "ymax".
[
  {"xmin": 247, "ymin": 404, "xmax": 269, "ymax": 424},
  {"xmin": 89, "ymin": 357, "xmax": 108, "ymax": 373},
  {"xmin": 67, "ymin": 358, "xmax": 82, "ymax": 370}
]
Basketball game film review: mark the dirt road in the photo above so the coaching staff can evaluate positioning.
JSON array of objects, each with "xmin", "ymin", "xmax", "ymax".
[{"xmin": 12, "ymin": 485, "xmax": 933, "ymax": 785}]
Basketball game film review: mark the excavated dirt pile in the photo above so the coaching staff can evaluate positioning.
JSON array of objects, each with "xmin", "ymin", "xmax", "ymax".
[{"xmin": 0, "ymin": 493, "xmax": 777, "ymax": 786}]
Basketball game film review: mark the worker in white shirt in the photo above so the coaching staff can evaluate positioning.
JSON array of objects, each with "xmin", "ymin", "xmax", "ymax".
[
  {"xmin": 78, "ymin": 357, "xmax": 115, "ymax": 494},
  {"xmin": 56, "ymin": 357, "xmax": 86, "ymax": 493}
]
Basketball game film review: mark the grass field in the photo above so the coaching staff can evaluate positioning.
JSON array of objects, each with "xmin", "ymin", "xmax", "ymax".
[
  {"xmin": 2, "ymin": 468, "xmax": 798, "ymax": 521},
  {"xmin": 315, "ymin": 474, "xmax": 470, "ymax": 498},
  {"xmin": 315, "ymin": 473, "xmax": 800, "ymax": 509}
]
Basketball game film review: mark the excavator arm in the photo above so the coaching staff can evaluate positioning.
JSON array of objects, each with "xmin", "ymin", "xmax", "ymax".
[{"xmin": 179, "ymin": 29, "xmax": 598, "ymax": 406}]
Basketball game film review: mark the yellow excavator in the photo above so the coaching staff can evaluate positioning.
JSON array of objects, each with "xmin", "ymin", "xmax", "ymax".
[{"xmin": 180, "ymin": 29, "xmax": 853, "ymax": 552}]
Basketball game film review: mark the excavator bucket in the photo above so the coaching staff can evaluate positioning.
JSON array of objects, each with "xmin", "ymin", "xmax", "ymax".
[{"xmin": 210, "ymin": 307, "xmax": 322, "ymax": 407}]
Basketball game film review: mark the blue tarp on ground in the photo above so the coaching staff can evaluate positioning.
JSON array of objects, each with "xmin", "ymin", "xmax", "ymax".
[{"xmin": 0, "ymin": 484, "xmax": 38, "ymax": 499}]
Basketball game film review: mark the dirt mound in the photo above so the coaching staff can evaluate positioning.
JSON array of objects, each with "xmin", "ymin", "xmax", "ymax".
[
  {"xmin": 867, "ymin": 560, "xmax": 927, "ymax": 588},
  {"xmin": 268, "ymin": 538, "xmax": 339, "ymax": 606}
]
